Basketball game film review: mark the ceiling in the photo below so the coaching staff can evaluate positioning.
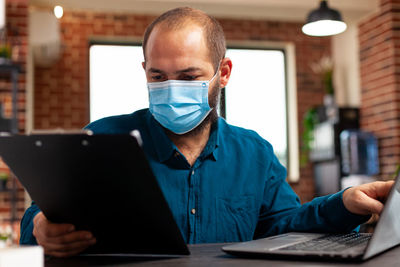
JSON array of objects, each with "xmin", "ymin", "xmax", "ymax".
[{"xmin": 30, "ymin": 0, "xmax": 379, "ymax": 22}]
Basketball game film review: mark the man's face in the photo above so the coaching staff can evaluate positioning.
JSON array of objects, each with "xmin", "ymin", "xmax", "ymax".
[{"xmin": 143, "ymin": 24, "xmax": 219, "ymax": 99}]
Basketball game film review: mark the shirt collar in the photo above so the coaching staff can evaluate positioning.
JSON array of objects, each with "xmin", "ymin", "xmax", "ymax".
[
  {"xmin": 145, "ymin": 110, "xmax": 220, "ymax": 162},
  {"xmin": 200, "ymin": 119, "xmax": 219, "ymax": 161}
]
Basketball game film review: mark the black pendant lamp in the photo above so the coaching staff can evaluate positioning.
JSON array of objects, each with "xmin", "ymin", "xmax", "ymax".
[{"xmin": 302, "ymin": 0, "xmax": 347, "ymax": 37}]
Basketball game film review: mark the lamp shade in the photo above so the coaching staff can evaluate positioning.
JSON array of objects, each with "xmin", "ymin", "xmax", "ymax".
[{"xmin": 302, "ymin": 0, "xmax": 347, "ymax": 37}]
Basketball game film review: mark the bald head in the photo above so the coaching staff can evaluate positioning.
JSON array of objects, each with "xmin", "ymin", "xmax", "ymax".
[{"xmin": 142, "ymin": 7, "xmax": 226, "ymax": 71}]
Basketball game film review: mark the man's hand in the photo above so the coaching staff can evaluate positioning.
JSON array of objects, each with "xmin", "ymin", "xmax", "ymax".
[
  {"xmin": 343, "ymin": 181, "xmax": 395, "ymax": 215},
  {"xmin": 33, "ymin": 212, "xmax": 96, "ymax": 257}
]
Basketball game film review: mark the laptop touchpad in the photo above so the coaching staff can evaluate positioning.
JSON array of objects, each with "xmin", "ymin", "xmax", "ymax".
[{"xmin": 263, "ymin": 233, "xmax": 316, "ymax": 250}]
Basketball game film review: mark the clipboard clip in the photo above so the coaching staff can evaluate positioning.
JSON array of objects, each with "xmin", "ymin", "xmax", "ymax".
[
  {"xmin": 28, "ymin": 129, "xmax": 94, "ymax": 135},
  {"xmin": 130, "ymin": 130, "xmax": 143, "ymax": 147}
]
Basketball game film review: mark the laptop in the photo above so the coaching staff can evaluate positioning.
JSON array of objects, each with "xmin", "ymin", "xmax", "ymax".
[
  {"xmin": 0, "ymin": 130, "xmax": 189, "ymax": 256},
  {"xmin": 222, "ymin": 173, "xmax": 400, "ymax": 261}
]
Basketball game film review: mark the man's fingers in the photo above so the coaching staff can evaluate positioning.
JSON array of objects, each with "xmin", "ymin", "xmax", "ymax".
[
  {"xmin": 46, "ymin": 231, "xmax": 95, "ymax": 245},
  {"xmin": 39, "ymin": 231, "xmax": 96, "ymax": 256},
  {"xmin": 42, "ymin": 237, "xmax": 96, "ymax": 253},
  {"xmin": 371, "ymin": 180, "xmax": 395, "ymax": 201},
  {"xmin": 32, "ymin": 211, "xmax": 97, "ymax": 258},
  {"xmin": 41, "ymin": 223, "xmax": 75, "ymax": 238},
  {"xmin": 343, "ymin": 180, "xmax": 395, "ymax": 215},
  {"xmin": 359, "ymin": 192, "xmax": 385, "ymax": 214},
  {"xmin": 34, "ymin": 212, "xmax": 75, "ymax": 238}
]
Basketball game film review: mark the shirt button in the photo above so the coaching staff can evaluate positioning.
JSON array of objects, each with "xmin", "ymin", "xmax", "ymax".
[
  {"xmin": 192, "ymin": 170, "xmax": 195, "ymax": 175},
  {"xmin": 174, "ymin": 151, "xmax": 179, "ymax": 157},
  {"xmin": 191, "ymin": 208, "xmax": 196, "ymax": 215}
]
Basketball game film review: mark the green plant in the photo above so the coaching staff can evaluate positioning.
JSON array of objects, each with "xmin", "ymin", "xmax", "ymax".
[
  {"xmin": 300, "ymin": 108, "xmax": 318, "ymax": 167},
  {"xmin": 0, "ymin": 44, "xmax": 11, "ymax": 59},
  {"xmin": 322, "ymin": 68, "xmax": 334, "ymax": 95},
  {"xmin": 0, "ymin": 172, "xmax": 8, "ymax": 181},
  {"xmin": 311, "ymin": 56, "xmax": 334, "ymax": 95},
  {"xmin": 0, "ymin": 233, "xmax": 8, "ymax": 241},
  {"xmin": 393, "ymin": 164, "xmax": 400, "ymax": 180},
  {"xmin": 0, "ymin": 225, "xmax": 12, "ymax": 246}
]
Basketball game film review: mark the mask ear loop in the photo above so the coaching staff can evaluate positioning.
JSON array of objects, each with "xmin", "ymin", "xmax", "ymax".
[
  {"xmin": 206, "ymin": 60, "xmax": 223, "ymax": 115},
  {"xmin": 209, "ymin": 60, "xmax": 222, "ymax": 83}
]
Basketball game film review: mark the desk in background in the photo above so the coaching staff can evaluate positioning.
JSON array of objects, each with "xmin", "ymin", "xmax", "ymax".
[{"xmin": 45, "ymin": 243, "xmax": 400, "ymax": 267}]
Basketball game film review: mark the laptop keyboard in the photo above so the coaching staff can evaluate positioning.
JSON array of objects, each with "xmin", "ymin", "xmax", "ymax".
[{"xmin": 278, "ymin": 233, "xmax": 372, "ymax": 252}]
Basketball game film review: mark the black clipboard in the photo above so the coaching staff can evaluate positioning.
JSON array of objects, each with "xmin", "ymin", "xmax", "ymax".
[{"xmin": 0, "ymin": 131, "xmax": 189, "ymax": 255}]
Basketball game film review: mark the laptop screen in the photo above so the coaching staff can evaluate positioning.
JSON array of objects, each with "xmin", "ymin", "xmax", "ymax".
[{"xmin": 363, "ymin": 174, "xmax": 400, "ymax": 259}]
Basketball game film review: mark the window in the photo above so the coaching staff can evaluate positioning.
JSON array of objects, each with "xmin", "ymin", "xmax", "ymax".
[
  {"xmin": 224, "ymin": 48, "xmax": 287, "ymax": 167},
  {"xmin": 89, "ymin": 44, "xmax": 148, "ymax": 122},
  {"xmin": 89, "ymin": 43, "xmax": 299, "ymax": 181}
]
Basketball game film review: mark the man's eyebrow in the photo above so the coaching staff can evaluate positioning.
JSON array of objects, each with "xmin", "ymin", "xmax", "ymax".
[
  {"xmin": 175, "ymin": 67, "xmax": 202, "ymax": 74},
  {"xmin": 148, "ymin": 68, "xmax": 164, "ymax": 73},
  {"xmin": 148, "ymin": 67, "xmax": 202, "ymax": 74}
]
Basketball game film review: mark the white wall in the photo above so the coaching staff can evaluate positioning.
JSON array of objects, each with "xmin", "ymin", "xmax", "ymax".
[{"xmin": 332, "ymin": 18, "xmax": 361, "ymax": 107}]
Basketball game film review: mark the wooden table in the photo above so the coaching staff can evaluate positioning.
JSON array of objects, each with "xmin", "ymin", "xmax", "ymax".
[{"xmin": 45, "ymin": 243, "xmax": 400, "ymax": 266}]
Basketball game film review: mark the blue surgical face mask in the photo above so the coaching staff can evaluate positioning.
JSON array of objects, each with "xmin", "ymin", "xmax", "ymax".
[{"xmin": 147, "ymin": 68, "xmax": 219, "ymax": 135}]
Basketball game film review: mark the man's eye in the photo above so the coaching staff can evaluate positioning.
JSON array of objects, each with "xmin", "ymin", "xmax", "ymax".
[
  {"xmin": 181, "ymin": 75, "xmax": 197, "ymax": 81},
  {"xmin": 151, "ymin": 75, "xmax": 163, "ymax": 81}
]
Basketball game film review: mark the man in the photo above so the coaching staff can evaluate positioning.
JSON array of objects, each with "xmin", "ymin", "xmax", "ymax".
[{"xmin": 20, "ymin": 7, "xmax": 393, "ymax": 257}]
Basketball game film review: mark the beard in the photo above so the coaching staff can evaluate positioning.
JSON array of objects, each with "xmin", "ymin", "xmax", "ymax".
[{"xmin": 165, "ymin": 76, "xmax": 221, "ymax": 138}]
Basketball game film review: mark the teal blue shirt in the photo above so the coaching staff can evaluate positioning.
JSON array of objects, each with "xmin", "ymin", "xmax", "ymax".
[{"xmin": 20, "ymin": 109, "xmax": 368, "ymax": 245}]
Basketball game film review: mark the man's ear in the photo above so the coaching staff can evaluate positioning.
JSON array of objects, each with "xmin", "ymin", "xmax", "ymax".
[
  {"xmin": 142, "ymin": 61, "xmax": 146, "ymax": 70},
  {"xmin": 219, "ymin": 57, "xmax": 232, "ymax": 88}
]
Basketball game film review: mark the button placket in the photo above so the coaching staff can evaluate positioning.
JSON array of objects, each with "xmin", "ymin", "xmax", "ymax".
[{"xmin": 188, "ymin": 168, "xmax": 196, "ymax": 241}]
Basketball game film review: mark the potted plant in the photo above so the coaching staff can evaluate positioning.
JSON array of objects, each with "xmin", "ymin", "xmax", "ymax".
[
  {"xmin": 311, "ymin": 56, "xmax": 334, "ymax": 96},
  {"xmin": 300, "ymin": 108, "xmax": 318, "ymax": 167},
  {"xmin": 0, "ymin": 172, "xmax": 8, "ymax": 191},
  {"xmin": 301, "ymin": 56, "xmax": 335, "ymax": 166},
  {"xmin": 0, "ymin": 43, "xmax": 11, "ymax": 64},
  {"xmin": 0, "ymin": 224, "xmax": 12, "ymax": 248}
]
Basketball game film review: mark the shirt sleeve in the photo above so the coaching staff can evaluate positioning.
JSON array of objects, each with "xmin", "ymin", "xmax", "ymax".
[
  {"xmin": 19, "ymin": 203, "xmax": 41, "ymax": 245},
  {"xmin": 253, "ymin": 155, "xmax": 370, "ymax": 239}
]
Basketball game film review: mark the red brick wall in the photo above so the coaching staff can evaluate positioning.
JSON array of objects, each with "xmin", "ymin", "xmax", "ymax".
[
  {"xmin": 0, "ymin": 0, "xmax": 28, "ymax": 224},
  {"xmin": 34, "ymin": 12, "xmax": 154, "ymax": 129},
  {"xmin": 33, "ymin": 9, "xmax": 332, "ymax": 203},
  {"xmin": 359, "ymin": 0, "xmax": 400, "ymax": 180}
]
